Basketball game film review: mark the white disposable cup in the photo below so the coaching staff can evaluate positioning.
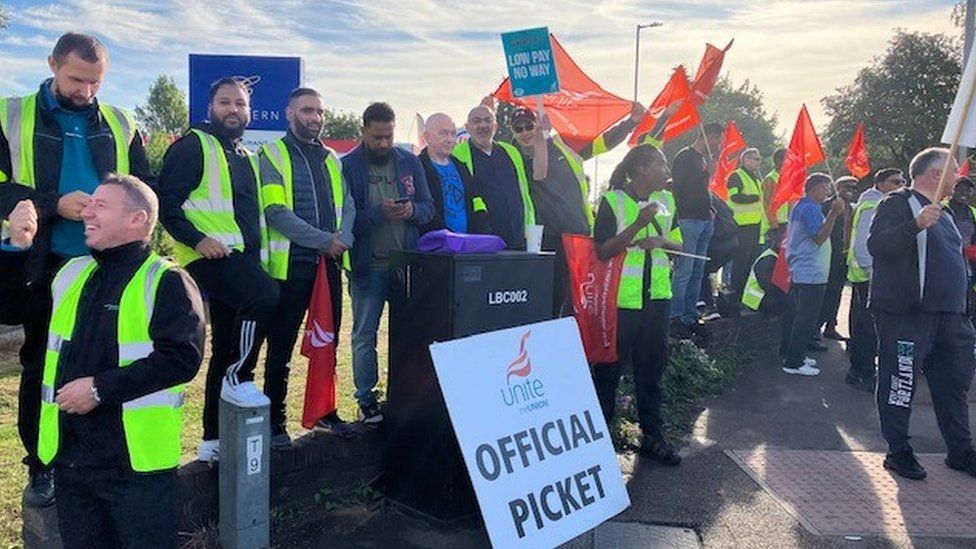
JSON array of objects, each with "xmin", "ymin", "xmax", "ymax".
[{"xmin": 525, "ymin": 224, "xmax": 544, "ymax": 253}]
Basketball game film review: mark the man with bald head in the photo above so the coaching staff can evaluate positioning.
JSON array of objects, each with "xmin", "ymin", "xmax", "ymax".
[
  {"xmin": 419, "ymin": 113, "xmax": 490, "ymax": 234},
  {"xmin": 453, "ymin": 101, "xmax": 532, "ymax": 249}
]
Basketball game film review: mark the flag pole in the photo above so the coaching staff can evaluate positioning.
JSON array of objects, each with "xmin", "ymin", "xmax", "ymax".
[
  {"xmin": 698, "ymin": 122, "xmax": 714, "ymax": 159},
  {"xmin": 936, "ymin": 57, "xmax": 976, "ymax": 204}
]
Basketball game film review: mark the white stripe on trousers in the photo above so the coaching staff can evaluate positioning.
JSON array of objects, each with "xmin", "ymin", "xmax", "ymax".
[{"xmin": 226, "ymin": 320, "xmax": 256, "ymax": 386}]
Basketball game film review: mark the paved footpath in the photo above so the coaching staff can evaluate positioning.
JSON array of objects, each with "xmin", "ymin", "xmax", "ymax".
[{"xmin": 287, "ymin": 290, "xmax": 976, "ymax": 548}]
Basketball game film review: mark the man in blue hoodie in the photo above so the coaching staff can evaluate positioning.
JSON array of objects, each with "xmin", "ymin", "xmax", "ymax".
[{"xmin": 342, "ymin": 103, "xmax": 433, "ymax": 423}]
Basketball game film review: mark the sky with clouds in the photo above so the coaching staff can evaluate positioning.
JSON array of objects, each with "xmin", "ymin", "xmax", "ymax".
[{"xmin": 0, "ymin": 0, "xmax": 963, "ymax": 183}]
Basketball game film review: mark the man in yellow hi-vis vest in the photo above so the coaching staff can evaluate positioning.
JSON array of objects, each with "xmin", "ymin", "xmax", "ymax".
[
  {"xmin": 0, "ymin": 32, "xmax": 150, "ymax": 507},
  {"xmin": 157, "ymin": 78, "xmax": 279, "ymax": 462},
  {"xmin": 13, "ymin": 174, "xmax": 203, "ymax": 548},
  {"xmin": 726, "ymin": 147, "xmax": 765, "ymax": 300},
  {"xmin": 258, "ymin": 88, "xmax": 357, "ymax": 447}
]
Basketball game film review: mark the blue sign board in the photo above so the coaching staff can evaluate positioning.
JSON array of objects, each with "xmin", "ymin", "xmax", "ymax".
[
  {"xmin": 188, "ymin": 54, "xmax": 302, "ymax": 131},
  {"xmin": 501, "ymin": 27, "xmax": 559, "ymax": 97}
]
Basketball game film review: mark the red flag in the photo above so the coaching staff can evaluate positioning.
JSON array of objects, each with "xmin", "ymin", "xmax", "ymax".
[
  {"xmin": 493, "ymin": 35, "xmax": 633, "ymax": 153},
  {"xmin": 691, "ymin": 39, "xmax": 734, "ymax": 106},
  {"xmin": 301, "ymin": 259, "xmax": 338, "ymax": 429},
  {"xmin": 710, "ymin": 121, "xmax": 748, "ymax": 200},
  {"xmin": 628, "ymin": 66, "xmax": 699, "ymax": 146},
  {"xmin": 844, "ymin": 122, "xmax": 870, "ymax": 179},
  {"xmin": 771, "ymin": 237, "xmax": 791, "ymax": 293},
  {"xmin": 959, "ymin": 158, "xmax": 971, "ymax": 177},
  {"xmin": 769, "ymin": 105, "xmax": 826, "ymax": 215},
  {"xmin": 563, "ymin": 234, "xmax": 623, "ymax": 364}
]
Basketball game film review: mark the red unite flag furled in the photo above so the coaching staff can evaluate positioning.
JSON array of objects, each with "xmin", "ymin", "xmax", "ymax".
[
  {"xmin": 493, "ymin": 34, "xmax": 633, "ymax": 153},
  {"xmin": 769, "ymin": 105, "xmax": 826, "ymax": 216},
  {"xmin": 628, "ymin": 66, "xmax": 699, "ymax": 146},
  {"xmin": 563, "ymin": 234, "xmax": 623, "ymax": 364},
  {"xmin": 301, "ymin": 259, "xmax": 338, "ymax": 429},
  {"xmin": 710, "ymin": 121, "xmax": 747, "ymax": 200},
  {"xmin": 844, "ymin": 122, "xmax": 870, "ymax": 179}
]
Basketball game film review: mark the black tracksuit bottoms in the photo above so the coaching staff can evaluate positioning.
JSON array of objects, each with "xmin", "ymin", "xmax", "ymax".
[
  {"xmin": 591, "ymin": 299, "xmax": 670, "ymax": 440},
  {"xmin": 847, "ymin": 281, "xmax": 877, "ymax": 381},
  {"xmin": 875, "ymin": 311, "xmax": 975, "ymax": 457},
  {"xmin": 186, "ymin": 252, "xmax": 279, "ymax": 441}
]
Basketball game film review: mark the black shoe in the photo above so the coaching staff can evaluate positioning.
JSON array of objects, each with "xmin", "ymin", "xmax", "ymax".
[
  {"xmin": 807, "ymin": 341, "xmax": 828, "ymax": 352},
  {"xmin": 358, "ymin": 402, "xmax": 384, "ymax": 425},
  {"xmin": 271, "ymin": 431, "xmax": 293, "ymax": 450},
  {"xmin": 638, "ymin": 436, "xmax": 681, "ymax": 466},
  {"xmin": 23, "ymin": 470, "xmax": 55, "ymax": 508},
  {"xmin": 884, "ymin": 450, "xmax": 927, "ymax": 480},
  {"xmin": 945, "ymin": 448, "xmax": 976, "ymax": 477},
  {"xmin": 845, "ymin": 373, "xmax": 875, "ymax": 393},
  {"xmin": 314, "ymin": 412, "xmax": 357, "ymax": 439},
  {"xmin": 823, "ymin": 327, "xmax": 848, "ymax": 341}
]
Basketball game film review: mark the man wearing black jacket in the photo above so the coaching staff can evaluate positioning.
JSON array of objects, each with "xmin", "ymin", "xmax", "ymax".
[
  {"xmin": 418, "ymin": 113, "xmax": 490, "ymax": 235},
  {"xmin": 868, "ymin": 147, "xmax": 976, "ymax": 480},
  {"xmin": 157, "ymin": 78, "xmax": 278, "ymax": 462},
  {"xmin": 0, "ymin": 33, "xmax": 150, "ymax": 506},
  {"xmin": 10, "ymin": 174, "xmax": 203, "ymax": 548}
]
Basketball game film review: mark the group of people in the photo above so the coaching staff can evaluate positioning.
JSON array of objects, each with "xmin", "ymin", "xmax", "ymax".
[{"xmin": 2, "ymin": 31, "xmax": 975, "ymax": 548}]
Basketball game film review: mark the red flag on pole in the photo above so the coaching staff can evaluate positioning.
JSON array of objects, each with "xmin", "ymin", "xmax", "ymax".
[
  {"xmin": 844, "ymin": 122, "xmax": 871, "ymax": 179},
  {"xmin": 771, "ymin": 236, "xmax": 791, "ymax": 293},
  {"xmin": 562, "ymin": 234, "xmax": 623, "ymax": 364},
  {"xmin": 959, "ymin": 158, "xmax": 971, "ymax": 177},
  {"xmin": 690, "ymin": 39, "xmax": 734, "ymax": 106},
  {"xmin": 710, "ymin": 121, "xmax": 748, "ymax": 200},
  {"xmin": 493, "ymin": 34, "xmax": 633, "ymax": 153},
  {"xmin": 301, "ymin": 259, "xmax": 338, "ymax": 429},
  {"xmin": 769, "ymin": 105, "xmax": 826, "ymax": 215},
  {"xmin": 628, "ymin": 66, "xmax": 699, "ymax": 146}
]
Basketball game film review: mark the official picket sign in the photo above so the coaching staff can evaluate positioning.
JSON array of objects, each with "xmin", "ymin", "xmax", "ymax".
[
  {"xmin": 188, "ymin": 54, "xmax": 303, "ymax": 135},
  {"xmin": 430, "ymin": 318, "xmax": 629, "ymax": 549},
  {"xmin": 501, "ymin": 27, "xmax": 560, "ymax": 97}
]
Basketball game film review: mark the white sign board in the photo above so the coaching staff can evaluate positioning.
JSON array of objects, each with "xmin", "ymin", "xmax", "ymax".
[
  {"xmin": 942, "ymin": 40, "xmax": 976, "ymax": 148},
  {"xmin": 430, "ymin": 318, "xmax": 629, "ymax": 549}
]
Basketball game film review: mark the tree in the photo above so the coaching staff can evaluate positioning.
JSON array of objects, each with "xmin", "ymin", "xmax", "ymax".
[
  {"xmin": 662, "ymin": 76, "xmax": 780, "ymax": 171},
  {"xmin": 0, "ymin": 4, "xmax": 9, "ymax": 32},
  {"xmin": 323, "ymin": 109, "xmax": 361, "ymax": 140},
  {"xmin": 135, "ymin": 75, "xmax": 188, "ymax": 135},
  {"xmin": 822, "ymin": 30, "xmax": 961, "ymax": 172}
]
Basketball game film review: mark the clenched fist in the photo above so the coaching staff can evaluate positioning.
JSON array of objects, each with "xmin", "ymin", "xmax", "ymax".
[
  {"xmin": 915, "ymin": 204, "xmax": 942, "ymax": 230},
  {"xmin": 8, "ymin": 199, "xmax": 38, "ymax": 248}
]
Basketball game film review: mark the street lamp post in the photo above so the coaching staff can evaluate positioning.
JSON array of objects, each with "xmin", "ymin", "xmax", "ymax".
[{"xmin": 634, "ymin": 22, "xmax": 664, "ymax": 102}]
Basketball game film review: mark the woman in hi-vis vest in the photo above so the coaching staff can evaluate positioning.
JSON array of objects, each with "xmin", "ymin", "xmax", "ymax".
[{"xmin": 591, "ymin": 144, "xmax": 683, "ymax": 466}]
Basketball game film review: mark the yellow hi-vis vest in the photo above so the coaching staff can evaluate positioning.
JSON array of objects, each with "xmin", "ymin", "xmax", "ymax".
[
  {"xmin": 727, "ymin": 168, "xmax": 764, "ymax": 226},
  {"xmin": 742, "ymin": 247, "xmax": 778, "ymax": 311},
  {"xmin": 550, "ymin": 135, "xmax": 594, "ymax": 228},
  {"xmin": 453, "ymin": 140, "xmax": 535, "ymax": 226},
  {"xmin": 766, "ymin": 170, "xmax": 789, "ymax": 224},
  {"xmin": 258, "ymin": 138, "xmax": 349, "ymax": 278},
  {"xmin": 604, "ymin": 188, "xmax": 681, "ymax": 309},
  {"xmin": 39, "ymin": 253, "xmax": 185, "ymax": 472},
  {"xmin": 846, "ymin": 198, "xmax": 880, "ymax": 283},
  {"xmin": 0, "ymin": 92, "xmax": 136, "ymax": 185},
  {"xmin": 171, "ymin": 129, "xmax": 268, "ymax": 269}
]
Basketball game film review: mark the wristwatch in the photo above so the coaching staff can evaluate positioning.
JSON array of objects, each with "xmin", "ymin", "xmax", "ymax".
[{"xmin": 90, "ymin": 383, "xmax": 101, "ymax": 404}]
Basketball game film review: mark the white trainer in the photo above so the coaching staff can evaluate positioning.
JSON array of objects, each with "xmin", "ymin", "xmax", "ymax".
[
  {"xmin": 803, "ymin": 356, "xmax": 818, "ymax": 367},
  {"xmin": 220, "ymin": 378, "xmax": 270, "ymax": 408},
  {"xmin": 197, "ymin": 439, "xmax": 220, "ymax": 463},
  {"xmin": 782, "ymin": 364, "xmax": 820, "ymax": 376}
]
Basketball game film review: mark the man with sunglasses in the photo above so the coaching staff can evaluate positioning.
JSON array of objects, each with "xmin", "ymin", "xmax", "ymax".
[
  {"xmin": 509, "ymin": 104, "xmax": 646, "ymax": 316},
  {"xmin": 845, "ymin": 168, "xmax": 905, "ymax": 392}
]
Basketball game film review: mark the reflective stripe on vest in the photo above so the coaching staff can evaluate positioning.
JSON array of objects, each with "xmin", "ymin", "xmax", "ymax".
[
  {"xmin": 604, "ymin": 189, "xmax": 675, "ymax": 309},
  {"xmin": 727, "ymin": 168, "xmax": 764, "ymax": 226},
  {"xmin": 259, "ymin": 138, "xmax": 349, "ymax": 278},
  {"xmin": 742, "ymin": 248, "xmax": 778, "ymax": 311},
  {"xmin": 551, "ymin": 135, "xmax": 594, "ymax": 228},
  {"xmin": 453, "ymin": 140, "xmax": 536, "ymax": 226},
  {"xmin": 846, "ymin": 199, "xmax": 879, "ymax": 283},
  {"xmin": 0, "ymin": 93, "xmax": 134, "ymax": 186},
  {"xmin": 172, "ymin": 129, "xmax": 266, "ymax": 269},
  {"xmin": 39, "ymin": 253, "xmax": 185, "ymax": 472}
]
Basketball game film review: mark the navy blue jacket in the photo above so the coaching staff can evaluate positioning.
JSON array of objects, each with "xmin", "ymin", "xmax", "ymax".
[{"xmin": 342, "ymin": 143, "xmax": 433, "ymax": 280}]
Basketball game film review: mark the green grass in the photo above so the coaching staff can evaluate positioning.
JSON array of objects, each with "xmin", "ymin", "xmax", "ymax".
[{"xmin": 0, "ymin": 296, "xmax": 382, "ymax": 549}]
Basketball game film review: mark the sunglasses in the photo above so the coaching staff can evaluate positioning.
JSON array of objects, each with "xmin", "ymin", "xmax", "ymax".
[{"xmin": 513, "ymin": 122, "xmax": 536, "ymax": 134}]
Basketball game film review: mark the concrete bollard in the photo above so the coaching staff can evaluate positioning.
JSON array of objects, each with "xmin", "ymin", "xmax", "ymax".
[{"xmin": 219, "ymin": 399, "xmax": 271, "ymax": 548}]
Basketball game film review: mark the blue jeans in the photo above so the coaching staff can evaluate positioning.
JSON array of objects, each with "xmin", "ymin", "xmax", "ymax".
[
  {"xmin": 350, "ymin": 268, "xmax": 390, "ymax": 407},
  {"xmin": 670, "ymin": 219, "xmax": 714, "ymax": 323}
]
